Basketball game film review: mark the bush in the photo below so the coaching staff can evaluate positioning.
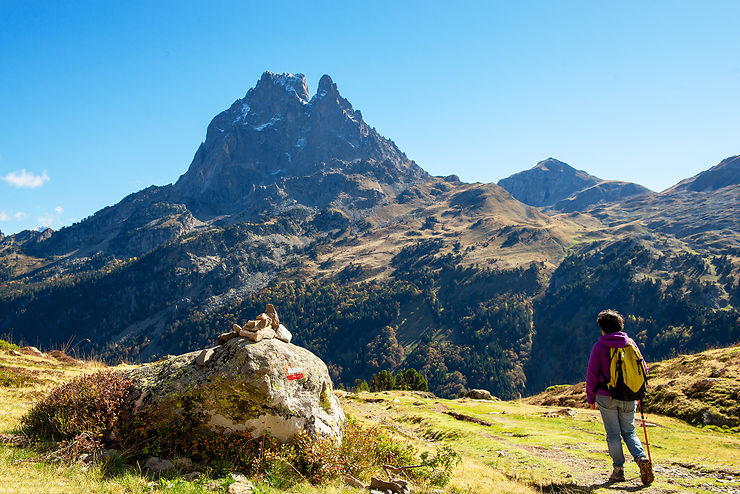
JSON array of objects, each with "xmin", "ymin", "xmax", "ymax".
[
  {"xmin": 0, "ymin": 339, "xmax": 20, "ymax": 353},
  {"xmin": 21, "ymin": 370, "xmax": 132, "ymax": 442}
]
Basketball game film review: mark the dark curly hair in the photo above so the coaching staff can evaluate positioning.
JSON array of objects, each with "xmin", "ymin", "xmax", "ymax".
[{"xmin": 597, "ymin": 309, "xmax": 624, "ymax": 334}]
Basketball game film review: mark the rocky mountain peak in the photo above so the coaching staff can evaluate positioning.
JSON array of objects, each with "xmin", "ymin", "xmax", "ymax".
[
  {"xmin": 316, "ymin": 74, "xmax": 336, "ymax": 97},
  {"xmin": 172, "ymin": 72, "xmax": 426, "ymax": 217},
  {"xmin": 534, "ymin": 158, "xmax": 575, "ymax": 173},
  {"xmin": 498, "ymin": 158, "xmax": 601, "ymax": 207},
  {"xmin": 252, "ymin": 71, "xmax": 310, "ymax": 103}
]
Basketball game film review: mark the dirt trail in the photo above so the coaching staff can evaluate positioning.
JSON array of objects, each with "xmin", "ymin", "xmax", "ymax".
[{"xmin": 495, "ymin": 435, "xmax": 740, "ymax": 493}]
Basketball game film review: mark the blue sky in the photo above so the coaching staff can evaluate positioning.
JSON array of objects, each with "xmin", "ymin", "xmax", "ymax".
[{"xmin": 1, "ymin": 1, "xmax": 739, "ymax": 235}]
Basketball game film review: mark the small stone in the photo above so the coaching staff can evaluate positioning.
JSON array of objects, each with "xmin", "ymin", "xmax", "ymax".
[
  {"xmin": 101, "ymin": 449, "xmax": 121, "ymax": 460},
  {"xmin": 218, "ymin": 332, "xmax": 239, "ymax": 345},
  {"xmin": 227, "ymin": 481, "xmax": 254, "ymax": 494},
  {"xmin": 244, "ymin": 320, "xmax": 257, "ymax": 329},
  {"xmin": 232, "ymin": 323, "xmax": 242, "ymax": 332},
  {"xmin": 265, "ymin": 304, "xmax": 279, "ymax": 329},
  {"xmin": 275, "ymin": 324, "xmax": 292, "ymax": 343},
  {"xmin": 240, "ymin": 329, "xmax": 263, "ymax": 342},
  {"xmin": 230, "ymin": 472, "xmax": 249, "ymax": 483},
  {"xmin": 203, "ymin": 480, "xmax": 221, "ymax": 491},
  {"xmin": 143, "ymin": 456, "xmax": 176, "ymax": 473},
  {"xmin": 254, "ymin": 316, "xmax": 270, "ymax": 331},
  {"xmin": 393, "ymin": 398, "xmax": 400, "ymax": 403},
  {"xmin": 184, "ymin": 471, "xmax": 202, "ymax": 481},
  {"xmin": 10, "ymin": 350, "xmax": 21, "ymax": 357},
  {"xmin": 20, "ymin": 346, "xmax": 45, "ymax": 357},
  {"xmin": 195, "ymin": 348, "xmax": 215, "ymax": 367},
  {"xmin": 256, "ymin": 326, "xmax": 276, "ymax": 340},
  {"xmin": 172, "ymin": 456, "xmax": 194, "ymax": 472},
  {"xmin": 78, "ymin": 453, "xmax": 89, "ymax": 463}
]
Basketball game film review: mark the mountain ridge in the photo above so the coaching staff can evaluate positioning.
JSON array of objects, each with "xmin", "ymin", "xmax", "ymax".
[{"xmin": 1, "ymin": 71, "xmax": 738, "ymax": 400}]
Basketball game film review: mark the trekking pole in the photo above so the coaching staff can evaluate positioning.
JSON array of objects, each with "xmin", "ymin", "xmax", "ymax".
[{"xmin": 639, "ymin": 399, "xmax": 652, "ymax": 462}]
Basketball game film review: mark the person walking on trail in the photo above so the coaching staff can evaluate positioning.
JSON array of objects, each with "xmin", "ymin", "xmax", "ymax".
[{"xmin": 586, "ymin": 309, "xmax": 652, "ymax": 483}]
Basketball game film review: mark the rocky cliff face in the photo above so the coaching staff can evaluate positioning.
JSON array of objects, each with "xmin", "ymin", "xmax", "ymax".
[{"xmin": 172, "ymin": 72, "xmax": 427, "ymax": 216}]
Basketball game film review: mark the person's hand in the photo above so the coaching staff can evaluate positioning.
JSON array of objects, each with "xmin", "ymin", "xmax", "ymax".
[{"xmin": 589, "ymin": 403, "xmax": 597, "ymax": 410}]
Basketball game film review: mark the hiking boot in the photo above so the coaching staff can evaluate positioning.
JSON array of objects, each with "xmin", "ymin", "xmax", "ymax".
[
  {"xmin": 609, "ymin": 466, "xmax": 625, "ymax": 482},
  {"xmin": 636, "ymin": 457, "xmax": 654, "ymax": 485}
]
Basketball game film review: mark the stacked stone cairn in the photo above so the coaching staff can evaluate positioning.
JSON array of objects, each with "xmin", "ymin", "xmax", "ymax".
[{"xmin": 217, "ymin": 304, "xmax": 292, "ymax": 346}]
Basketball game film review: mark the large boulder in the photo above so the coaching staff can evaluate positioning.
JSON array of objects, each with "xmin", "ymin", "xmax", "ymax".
[{"xmin": 123, "ymin": 337, "xmax": 345, "ymax": 442}]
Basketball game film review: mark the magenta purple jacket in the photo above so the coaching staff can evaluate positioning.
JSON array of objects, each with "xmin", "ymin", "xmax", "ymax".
[{"xmin": 586, "ymin": 331, "xmax": 648, "ymax": 404}]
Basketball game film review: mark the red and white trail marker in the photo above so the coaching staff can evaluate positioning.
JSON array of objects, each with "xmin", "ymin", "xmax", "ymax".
[{"xmin": 286, "ymin": 367, "xmax": 304, "ymax": 380}]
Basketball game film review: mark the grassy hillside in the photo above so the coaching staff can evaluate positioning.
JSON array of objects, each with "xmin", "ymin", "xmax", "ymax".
[
  {"xmin": 525, "ymin": 344, "xmax": 740, "ymax": 429},
  {"xmin": 1, "ymin": 343, "xmax": 739, "ymax": 493}
]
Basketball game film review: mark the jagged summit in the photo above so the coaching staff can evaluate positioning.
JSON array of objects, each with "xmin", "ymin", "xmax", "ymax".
[
  {"xmin": 173, "ymin": 71, "xmax": 426, "ymax": 216},
  {"xmin": 254, "ymin": 71, "xmax": 310, "ymax": 102}
]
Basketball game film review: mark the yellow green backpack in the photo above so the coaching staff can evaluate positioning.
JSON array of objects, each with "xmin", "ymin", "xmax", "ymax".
[{"xmin": 606, "ymin": 342, "xmax": 648, "ymax": 400}]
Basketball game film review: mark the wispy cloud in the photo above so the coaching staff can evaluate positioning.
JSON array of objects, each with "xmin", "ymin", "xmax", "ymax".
[
  {"xmin": 55, "ymin": 206, "xmax": 63, "ymax": 213},
  {"xmin": 36, "ymin": 213, "xmax": 55, "ymax": 228},
  {"xmin": 0, "ymin": 210, "xmax": 27, "ymax": 221},
  {"xmin": 2, "ymin": 169, "xmax": 50, "ymax": 188}
]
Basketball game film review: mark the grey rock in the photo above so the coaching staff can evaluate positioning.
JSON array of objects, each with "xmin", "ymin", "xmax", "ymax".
[
  {"xmin": 20, "ymin": 346, "xmax": 45, "ymax": 358},
  {"xmin": 702, "ymin": 410, "xmax": 737, "ymax": 427},
  {"xmin": 218, "ymin": 332, "xmax": 239, "ymax": 346},
  {"xmin": 240, "ymin": 329, "xmax": 262, "ymax": 342},
  {"xmin": 275, "ymin": 324, "xmax": 292, "ymax": 343},
  {"xmin": 101, "ymin": 449, "xmax": 121, "ymax": 460},
  {"xmin": 465, "ymin": 389, "xmax": 495, "ymax": 400},
  {"xmin": 172, "ymin": 456, "xmax": 194, "ymax": 472},
  {"xmin": 230, "ymin": 472, "xmax": 249, "ymax": 483},
  {"xmin": 265, "ymin": 304, "xmax": 279, "ymax": 329},
  {"xmin": 256, "ymin": 326, "xmax": 276, "ymax": 340},
  {"xmin": 124, "ymin": 338, "xmax": 345, "ymax": 442},
  {"xmin": 184, "ymin": 471, "xmax": 202, "ymax": 481},
  {"xmin": 143, "ymin": 456, "xmax": 176, "ymax": 473},
  {"xmin": 227, "ymin": 481, "xmax": 254, "ymax": 494},
  {"xmin": 195, "ymin": 347, "xmax": 216, "ymax": 366}
]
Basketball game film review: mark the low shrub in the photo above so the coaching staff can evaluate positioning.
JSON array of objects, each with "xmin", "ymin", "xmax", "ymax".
[
  {"xmin": 0, "ymin": 339, "xmax": 20, "ymax": 353},
  {"xmin": 21, "ymin": 370, "xmax": 132, "ymax": 442},
  {"xmin": 23, "ymin": 373, "xmax": 460, "ymax": 488}
]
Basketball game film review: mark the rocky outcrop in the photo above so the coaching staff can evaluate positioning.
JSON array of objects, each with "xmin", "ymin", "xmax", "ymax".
[
  {"xmin": 464, "ymin": 389, "xmax": 497, "ymax": 400},
  {"xmin": 123, "ymin": 325, "xmax": 345, "ymax": 442}
]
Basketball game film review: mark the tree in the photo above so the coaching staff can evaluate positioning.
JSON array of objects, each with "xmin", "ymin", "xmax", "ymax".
[
  {"xmin": 354, "ymin": 379, "xmax": 369, "ymax": 392},
  {"xmin": 370, "ymin": 370, "xmax": 396, "ymax": 391},
  {"xmin": 396, "ymin": 368, "xmax": 428, "ymax": 391}
]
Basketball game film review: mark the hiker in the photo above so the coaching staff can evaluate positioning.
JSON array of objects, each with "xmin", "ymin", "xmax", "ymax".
[{"xmin": 586, "ymin": 309, "xmax": 653, "ymax": 484}]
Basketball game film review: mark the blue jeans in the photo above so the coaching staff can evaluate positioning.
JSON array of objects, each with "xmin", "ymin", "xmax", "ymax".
[{"xmin": 596, "ymin": 395, "xmax": 647, "ymax": 467}]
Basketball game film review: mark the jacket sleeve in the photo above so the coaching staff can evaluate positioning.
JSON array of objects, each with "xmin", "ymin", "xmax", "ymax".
[{"xmin": 586, "ymin": 343, "xmax": 601, "ymax": 405}]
